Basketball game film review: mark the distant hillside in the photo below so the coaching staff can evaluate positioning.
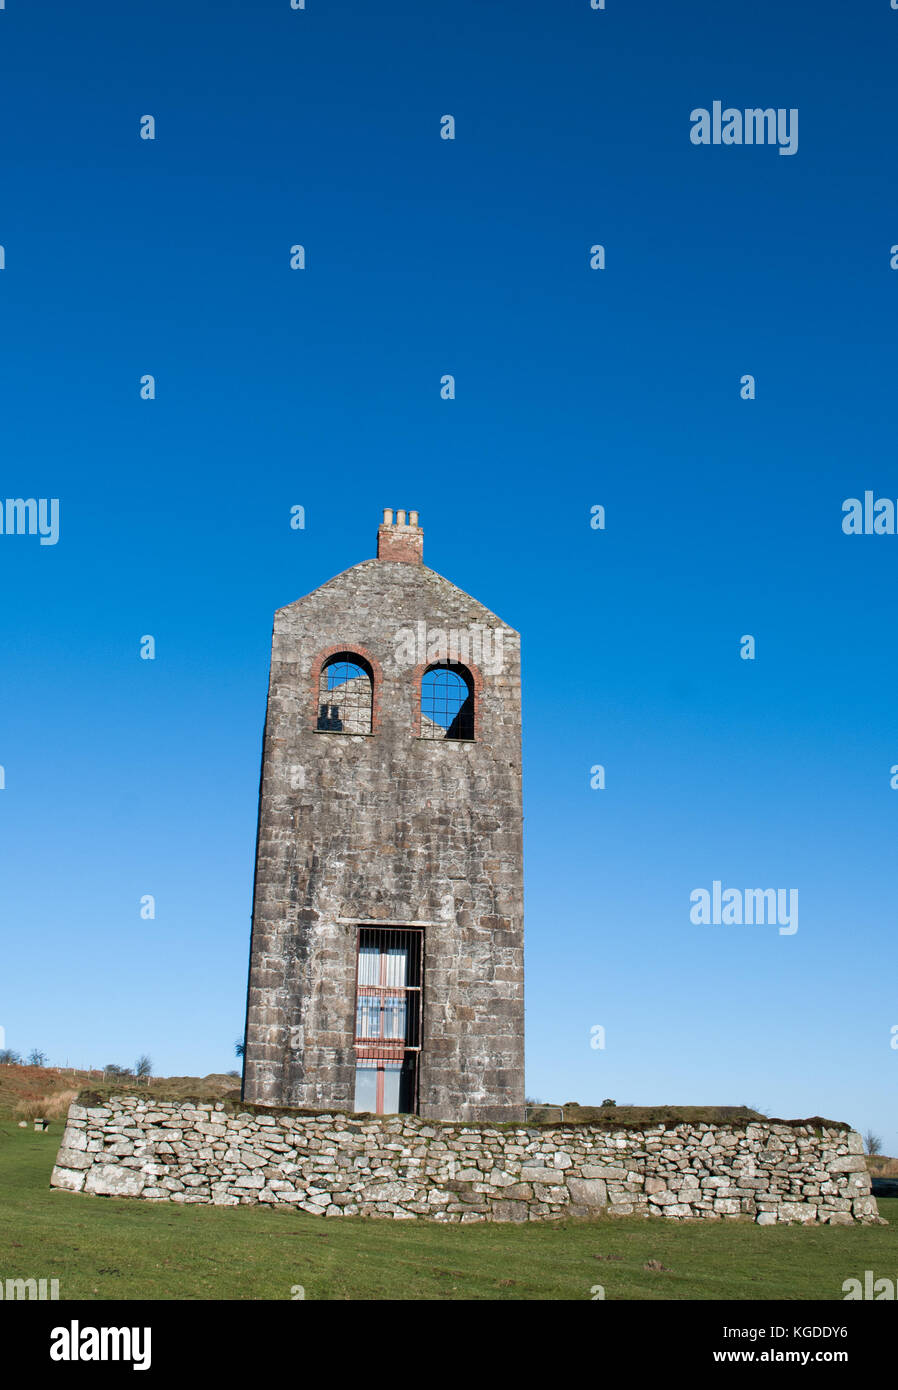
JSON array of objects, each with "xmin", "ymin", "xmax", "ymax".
[
  {"xmin": 0, "ymin": 1064, "xmax": 241, "ymax": 1116},
  {"xmin": 75, "ymin": 1074, "xmax": 243, "ymax": 1105}
]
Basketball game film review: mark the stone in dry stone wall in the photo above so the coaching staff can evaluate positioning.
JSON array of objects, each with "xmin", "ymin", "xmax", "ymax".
[{"xmin": 49, "ymin": 1097, "xmax": 884, "ymax": 1226}]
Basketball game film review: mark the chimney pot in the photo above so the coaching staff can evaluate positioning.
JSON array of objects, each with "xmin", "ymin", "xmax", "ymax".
[{"xmin": 376, "ymin": 507, "xmax": 423, "ymax": 563}]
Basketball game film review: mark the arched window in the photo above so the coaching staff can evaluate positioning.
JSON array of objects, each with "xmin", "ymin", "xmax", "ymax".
[
  {"xmin": 317, "ymin": 653, "xmax": 373, "ymax": 733},
  {"xmin": 420, "ymin": 662, "xmax": 475, "ymax": 740}
]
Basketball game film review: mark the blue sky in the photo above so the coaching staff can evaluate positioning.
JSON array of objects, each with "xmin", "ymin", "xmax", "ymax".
[{"xmin": 1, "ymin": 1, "xmax": 896, "ymax": 1148}]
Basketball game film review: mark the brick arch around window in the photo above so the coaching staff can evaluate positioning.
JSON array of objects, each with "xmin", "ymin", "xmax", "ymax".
[
  {"xmin": 310, "ymin": 644, "xmax": 384, "ymax": 734},
  {"xmin": 412, "ymin": 655, "xmax": 483, "ymax": 741}
]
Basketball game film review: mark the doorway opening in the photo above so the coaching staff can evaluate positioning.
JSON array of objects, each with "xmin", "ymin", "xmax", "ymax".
[{"xmin": 353, "ymin": 927, "xmax": 422, "ymax": 1114}]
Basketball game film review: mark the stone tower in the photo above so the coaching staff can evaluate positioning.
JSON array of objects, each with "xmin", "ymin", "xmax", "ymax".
[{"xmin": 242, "ymin": 509, "xmax": 524, "ymax": 1123}]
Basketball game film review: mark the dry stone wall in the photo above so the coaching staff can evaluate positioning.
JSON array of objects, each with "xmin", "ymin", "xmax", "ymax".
[{"xmin": 50, "ymin": 1097, "xmax": 882, "ymax": 1225}]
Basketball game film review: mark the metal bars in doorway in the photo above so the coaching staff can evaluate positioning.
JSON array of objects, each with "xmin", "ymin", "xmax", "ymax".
[{"xmin": 353, "ymin": 926, "xmax": 423, "ymax": 1115}]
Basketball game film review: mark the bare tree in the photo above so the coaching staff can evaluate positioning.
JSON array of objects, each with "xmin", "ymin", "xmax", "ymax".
[
  {"xmin": 235, "ymin": 1038, "xmax": 245, "ymax": 1059},
  {"xmin": 134, "ymin": 1055, "xmax": 152, "ymax": 1080},
  {"xmin": 27, "ymin": 1049, "xmax": 48, "ymax": 1067},
  {"xmin": 864, "ymin": 1129, "xmax": 883, "ymax": 1156}
]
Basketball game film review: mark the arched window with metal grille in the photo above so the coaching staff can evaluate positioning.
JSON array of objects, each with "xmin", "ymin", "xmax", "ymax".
[
  {"xmin": 420, "ymin": 661, "xmax": 475, "ymax": 740},
  {"xmin": 316, "ymin": 652, "xmax": 373, "ymax": 733}
]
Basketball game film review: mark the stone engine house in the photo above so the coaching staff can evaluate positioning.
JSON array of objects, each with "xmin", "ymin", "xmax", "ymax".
[{"xmin": 242, "ymin": 510, "xmax": 524, "ymax": 1122}]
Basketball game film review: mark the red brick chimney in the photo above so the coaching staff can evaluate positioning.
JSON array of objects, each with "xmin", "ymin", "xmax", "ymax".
[{"xmin": 376, "ymin": 508, "xmax": 423, "ymax": 563}]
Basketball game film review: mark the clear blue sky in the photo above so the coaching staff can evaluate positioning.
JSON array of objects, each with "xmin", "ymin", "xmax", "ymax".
[{"xmin": 1, "ymin": 0, "xmax": 896, "ymax": 1149}]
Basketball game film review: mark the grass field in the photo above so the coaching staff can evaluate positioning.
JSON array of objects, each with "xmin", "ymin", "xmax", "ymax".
[{"xmin": 1, "ymin": 1120, "xmax": 894, "ymax": 1301}]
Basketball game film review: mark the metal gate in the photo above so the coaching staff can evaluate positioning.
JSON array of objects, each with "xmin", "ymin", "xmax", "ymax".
[{"xmin": 353, "ymin": 927, "xmax": 423, "ymax": 1114}]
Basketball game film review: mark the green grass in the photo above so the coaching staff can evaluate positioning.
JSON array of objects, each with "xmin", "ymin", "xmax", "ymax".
[{"xmin": 1, "ymin": 1121, "xmax": 894, "ymax": 1301}]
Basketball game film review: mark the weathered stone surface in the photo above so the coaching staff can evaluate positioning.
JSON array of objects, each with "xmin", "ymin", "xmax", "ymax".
[
  {"xmin": 105, "ymin": 1139, "xmax": 134, "ymax": 1157},
  {"xmin": 713, "ymin": 1198, "xmax": 742, "ymax": 1215},
  {"xmin": 60, "ymin": 1126, "xmax": 88, "ymax": 1151},
  {"xmin": 51, "ymin": 1165, "xmax": 86, "ymax": 1192},
  {"xmin": 84, "ymin": 1164, "xmax": 146, "ymax": 1197},
  {"xmin": 55, "ymin": 1147, "xmax": 92, "ymax": 1170},
  {"xmin": 534, "ymin": 1183, "xmax": 569, "ymax": 1203},
  {"xmin": 241, "ymin": 514, "xmax": 525, "ymax": 1123},
  {"xmin": 566, "ymin": 1178, "xmax": 608, "ymax": 1207},
  {"xmin": 778, "ymin": 1202, "xmax": 818, "ymax": 1224},
  {"xmin": 649, "ymin": 1190, "xmax": 682, "ymax": 1206},
  {"xmin": 364, "ymin": 1182, "xmax": 417, "ymax": 1204},
  {"xmin": 491, "ymin": 1200, "xmax": 529, "ymax": 1222}
]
